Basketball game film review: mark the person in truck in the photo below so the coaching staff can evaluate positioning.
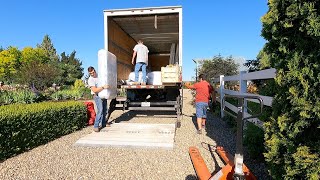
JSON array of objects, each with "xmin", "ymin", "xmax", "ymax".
[
  {"xmin": 185, "ymin": 74, "xmax": 216, "ymax": 134},
  {"xmin": 87, "ymin": 66, "xmax": 110, "ymax": 132},
  {"xmin": 131, "ymin": 39, "xmax": 149, "ymax": 85}
]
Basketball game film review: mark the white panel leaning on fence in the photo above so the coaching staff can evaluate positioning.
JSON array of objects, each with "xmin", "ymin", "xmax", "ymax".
[{"xmin": 212, "ymin": 68, "xmax": 276, "ymax": 129}]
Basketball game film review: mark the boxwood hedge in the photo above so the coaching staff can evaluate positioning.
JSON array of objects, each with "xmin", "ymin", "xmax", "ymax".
[{"xmin": 0, "ymin": 101, "xmax": 87, "ymax": 161}]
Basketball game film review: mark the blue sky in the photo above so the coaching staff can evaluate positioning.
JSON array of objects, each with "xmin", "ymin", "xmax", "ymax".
[{"xmin": 0, "ymin": 0, "xmax": 268, "ymax": 81}]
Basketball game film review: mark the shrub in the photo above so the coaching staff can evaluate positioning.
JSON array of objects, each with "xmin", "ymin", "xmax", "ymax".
[
  {"xmin": 0, "ymin": 89, "xmax": 42, "ymax": 105},
  {"xmin": 222, "ymin": 114, "xmax": 237, "ymax": 131},
  {"xmin": 73, "ymin": 79, "xmax": 85, "ymax": 89},
  {"xmin": 244, "ymin": 122, "xmax": 265, "ymax": 159},
  {"xmin": 0, "ymin": 101, "xmax": 86, "ymax": 160},
  {"xmin": 50, "ymin": 88, "xmax": 90, "ymax": 101}
]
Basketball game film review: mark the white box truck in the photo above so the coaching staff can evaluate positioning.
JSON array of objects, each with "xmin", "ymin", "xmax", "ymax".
[{"xmin": 103, "ymin": 6, "xmax": 183, "ymax": 127}]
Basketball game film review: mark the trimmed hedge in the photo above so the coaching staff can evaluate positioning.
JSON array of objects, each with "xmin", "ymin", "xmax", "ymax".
[{"xmin": 0, "ymin": 101, "xmax": 87, "ymax": 161}]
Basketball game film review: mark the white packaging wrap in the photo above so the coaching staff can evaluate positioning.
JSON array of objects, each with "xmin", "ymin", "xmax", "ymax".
[
  {"xmin": 128, "ymin": 71, "xmax": 144, "ymax": 83},
  {"xmin": 147, "ymin": 71, "xmax": 162, "ymax": 85},
  {"xmin": 97, "ymin": 49, "xmax": 117, "ymax": 99}
]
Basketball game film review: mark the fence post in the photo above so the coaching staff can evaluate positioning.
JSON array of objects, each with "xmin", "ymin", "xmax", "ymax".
[
  {"xmin": 239, "ymin": 71, "xmax": 247, "ymax": 113},
  {"xmin": 220, "ymin": 75, "xmax": 224, "ymax": 118}
]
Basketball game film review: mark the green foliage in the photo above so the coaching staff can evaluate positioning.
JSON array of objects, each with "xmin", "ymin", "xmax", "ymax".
[
  {"xmin": 289, "ymin": 146, "xmax": 320, "ymax": 179},
  {"xmin": 50, "ymin": 88, "xmax": 90, "ymax": 101},
  {"xmin": 0, "ymin": 101, "xmax": 86, "ymax": 160},
  {"xmin": 57, "ymin": 51, "xmax": 84, "ymax": 85},
  {"xmin": 0, "ymin": 35, "xmax": 84, "ymax": 87},
  {"xmin": 0, "ymin": 46, "xmax": 21, "ymax": 83},
  {"xmin": 222, "ymin": 97, "xmax": 238, "ymax": 130},
  {"xmin": 212, "ymin": 102, "xmax": 221, "ymax": 117},
  {"xmin": 0, "ymin": 89, "xmax": 40, "ymax": 105},
  {"xmin": 243, "ymin": 59, "xmax": 259, "ymax": 72},
  {"xmin": 244, "ymin": 122, "xmax": 265, "ymax": 159},
  {"xmin": 16, "ymin": 61, "xmax": 60, "ymax": 90},
  {"xmin": 244, "ymin": 48, "xmax": 272, "ymax": 72},
  {"xmin": 244, "ymin": 49, "xmax": 276, "ymax": 97},
  {"xmin": 199, "ymin": 55, "xmax": 239, "ymax": 82},
  {"xmin": 222, "ymin": 114, "xmax": 236, "ymax": 131},
  {"xmin": 261, "ymin": 0, "xmax": 320, "ymax": 179},
  {"xmin": 117, "ymin": 88, "xmax": 126, "ymax": 97},
  {"xmin": 223, "ymin": 97, "xmax": 271, "ymax": 159},
  {"xmin": 20, "ymin": 47, "xmax": 49, "ymax": 64},
  {"xmin": 247, "ymin": 101, "xmax": 272, "ymax": 122},
  {"xmin": 257, "ymin": 48, "xmax": 271, "ymax": 69},
  {"xmin": 74, "ymin": 79, "xmax": 85, "ymax": 89},
  {"xmin": 37, "ymin": 34, "xmax": 59, "ymax": 62}
]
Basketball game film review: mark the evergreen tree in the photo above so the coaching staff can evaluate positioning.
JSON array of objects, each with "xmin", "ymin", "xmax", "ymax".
[
  {"xmin": 58, "ymin": 51, "xmax": 84, "ymax": 85},
  {"xmin": 37, "ymin": 34, "xmax": 59, "ymax": 62},
  {"xmin": 261, "ymin": 0, "xmax": 320, "ymax": 179}
]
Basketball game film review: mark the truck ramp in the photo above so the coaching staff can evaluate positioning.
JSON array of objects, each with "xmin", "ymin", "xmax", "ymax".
[{"xmin": 74, "ymin": 123, "xmax": 176, "ymax": 149}]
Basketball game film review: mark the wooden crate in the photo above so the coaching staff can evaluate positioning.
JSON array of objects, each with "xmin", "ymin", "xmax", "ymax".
[{"xmin": 161, "ymin": 65, "xmax": 181, "ymax": 83}]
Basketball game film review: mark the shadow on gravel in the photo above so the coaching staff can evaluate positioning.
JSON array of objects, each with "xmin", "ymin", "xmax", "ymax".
[
  {"xmin": 189, "ymin": 113, "xmax": 233, "ymax": 175},
  {"xmin": 203, "ymin": 111, "xmax": 271, "ymax": 179},
  {"xmin": 187, "ymin": 110, "xmax": 270, "ymax": 179},
  {"xmin": 185, "ymin": 174, "xmax": 197, "ymax": 180},
  {"xmin": 190, "ymin": 114, "xmax": 197, "ymax": 131},
  {"xmin": 200, "ymin": 142, "xmax": 223, "ymax": 175},
  {"xmin": 205, "ymin": 112, "xmax": 237, "ymax": 156},
  {"xmin": 187, "ymin": 112, "xmax": 238, "ymax": 157}
]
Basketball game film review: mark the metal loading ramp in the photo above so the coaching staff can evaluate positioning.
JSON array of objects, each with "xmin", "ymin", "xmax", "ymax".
[{"xmin": 74, "ymin": 123, "xmax": 176, "ymax": 149}]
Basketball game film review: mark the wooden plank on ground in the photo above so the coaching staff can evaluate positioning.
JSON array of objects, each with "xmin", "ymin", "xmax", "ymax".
[{"xmin": 74, "ymin": 123, "xmax": 176, "ymax": 149}]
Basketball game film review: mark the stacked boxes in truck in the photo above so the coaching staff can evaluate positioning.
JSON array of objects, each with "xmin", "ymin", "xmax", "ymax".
[{"xmin": 102, "ymin": 6, "xmax": 183, "ymax": 127}]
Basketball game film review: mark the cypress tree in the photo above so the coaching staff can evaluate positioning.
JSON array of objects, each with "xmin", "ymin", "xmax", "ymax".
[
  {"xmin": 58, "ymin": 51, "xmax": 84, "ymax": 85},
  {"xmin": 261, "ymin": 0, "xmax": 320, "ymax": 179},
  {"xmin": 37, "ymin": 34, "xmax": 59, "ymax": 62}
]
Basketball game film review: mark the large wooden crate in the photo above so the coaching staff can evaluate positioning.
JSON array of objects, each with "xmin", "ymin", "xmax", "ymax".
[{"xmin": 161, "ymin": 64, "xmax": 181, "ymax": 83}]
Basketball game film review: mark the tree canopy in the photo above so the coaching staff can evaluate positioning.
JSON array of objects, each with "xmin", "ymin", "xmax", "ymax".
[
  {"xmin": 0, "ymin": 47, "xmax": 21, "ymax": 83},
  {"xmin": 58, "ymin": 51, "xmax": 84, "ymax": 85},
  {"xmin": 37, "ymin": 34, "xmax": 59, "ymax": 62},
  {"xmin": 0, "ymin": 35, "xmax": 84, "ymax": 89},
  {"xmin": 198, "ymin": 55, "xmax": 239, "ymax": 82},
  {"xmin": 261, "ymin": 0, "xmax": 320, "ymax": 179}
]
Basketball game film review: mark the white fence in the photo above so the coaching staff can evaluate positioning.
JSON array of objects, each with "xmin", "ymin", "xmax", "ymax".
[{"xmin": 212, "ymin": 68, "xmax": 276, "ymax": 129}]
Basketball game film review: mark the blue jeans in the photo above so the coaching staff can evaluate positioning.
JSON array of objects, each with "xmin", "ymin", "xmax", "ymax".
[
  {"xmin": 134, "ymin": 62, "xmax": 147, "ymax": 83},
  {"xmin": 93, "ymin": 95, "xmax": 107, "ymax": 128},
  {"xmin": 196, "ymin": 102, "xmax": 209, "ymax": 118}
]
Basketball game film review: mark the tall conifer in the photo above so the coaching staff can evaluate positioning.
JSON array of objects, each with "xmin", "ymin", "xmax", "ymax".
[
  {"xmin": 261, "ymin": 0, "xmax": 320, "ymax": 179},
  {"xmin": 37, "ymin": 34, "xmax": 59, "ymax": 62}
]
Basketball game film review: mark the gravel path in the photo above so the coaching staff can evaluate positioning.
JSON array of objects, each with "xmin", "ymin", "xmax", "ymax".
[{"xmin": 0, "ymin": 89, "xmax": 270, "ymax": 179}]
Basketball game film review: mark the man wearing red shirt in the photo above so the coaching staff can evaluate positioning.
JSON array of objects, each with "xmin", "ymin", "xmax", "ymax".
[{"xmin": 186, "ymin": 74, "xmax": 215, "ymax": 134}]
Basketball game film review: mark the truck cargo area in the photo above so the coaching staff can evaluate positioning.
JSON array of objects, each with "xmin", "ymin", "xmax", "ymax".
[
  {"xmin": 105, "ymin": 6, "xmax": 181, "ymax": 79},
  {"xmin": 104, "ymin": 6, "xmax": 183, "ymax": 127}
]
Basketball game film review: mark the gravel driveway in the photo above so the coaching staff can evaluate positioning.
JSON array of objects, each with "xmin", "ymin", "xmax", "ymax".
[{"xmin": 0, "ymin": 89, "xmax": 270, "ymax": 179}]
